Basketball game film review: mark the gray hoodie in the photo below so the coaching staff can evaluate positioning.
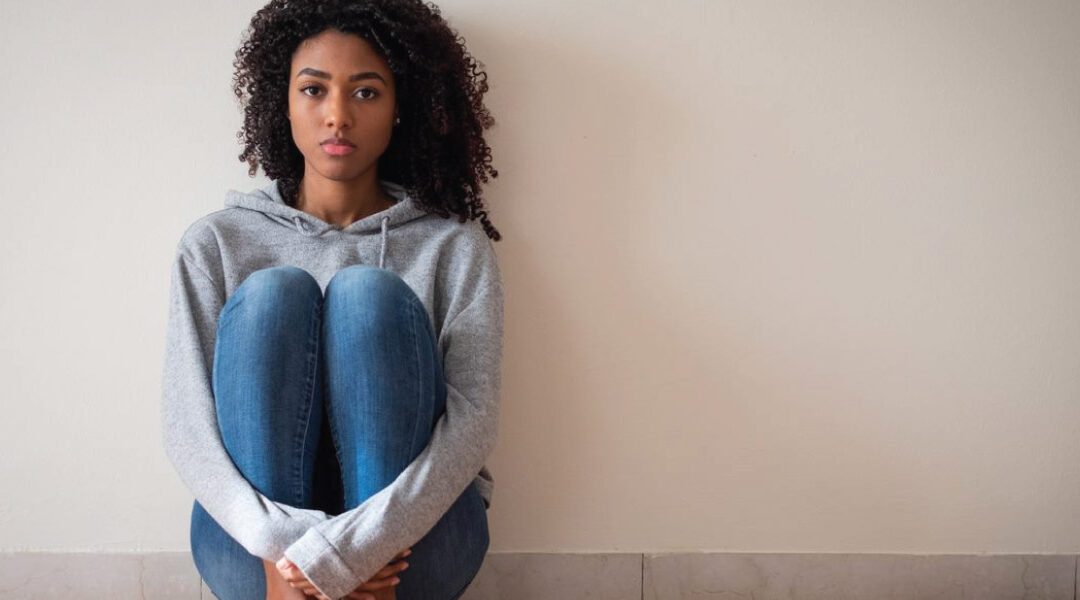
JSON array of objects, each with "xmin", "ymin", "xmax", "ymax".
[{"xmin": 160, "ymin": 179, "xmax": 503, "ymax": 599}]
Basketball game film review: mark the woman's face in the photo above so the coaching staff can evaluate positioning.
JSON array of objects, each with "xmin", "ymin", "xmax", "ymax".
[{"xmin": 287, "ymin": 28, "xmax": 397, "ymax": 184}]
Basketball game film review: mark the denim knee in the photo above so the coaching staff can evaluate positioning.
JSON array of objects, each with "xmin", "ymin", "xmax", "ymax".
[
  {"xmin": 325, "ymin": 264, "xmax": 421, "ymax": 309},
  {"xmin": 228, "ymin": 266, "xmax": 322, "ymax": 309}
]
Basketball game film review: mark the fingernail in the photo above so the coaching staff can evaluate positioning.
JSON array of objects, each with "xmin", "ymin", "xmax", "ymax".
[
  {"xmin": 401, "ymin": 562, "xmax": 409, "ymax": 570},
  {"xmin": 392, "ymin": 577, "xmax": 401, "ymax": 584}
]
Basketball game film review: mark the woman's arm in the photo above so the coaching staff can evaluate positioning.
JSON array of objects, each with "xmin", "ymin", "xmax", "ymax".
[{"xmin": 161, "ymin": 244, "xmax": 331, "ymax": 561}]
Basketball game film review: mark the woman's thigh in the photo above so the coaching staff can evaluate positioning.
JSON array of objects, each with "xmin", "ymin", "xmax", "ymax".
[
  {"xmin": 322, "ymin": 265, "xmax": 490, "ymax": 598},
  {"xmin": 190, "ymin": 265, "xmax": 324, "ymax": 600},
  {"xmin": 321, "ymin": 265, "xmax": 447, "ymax": 505},
  {"xmin": 191, "ymin": 264, "xmax": 491, "ymax": 598}
]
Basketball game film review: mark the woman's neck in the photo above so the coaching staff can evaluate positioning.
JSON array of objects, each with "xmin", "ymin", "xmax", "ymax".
[{"xmin": 295, "ymin": 173, "xmax": 396, "ymax": 228}]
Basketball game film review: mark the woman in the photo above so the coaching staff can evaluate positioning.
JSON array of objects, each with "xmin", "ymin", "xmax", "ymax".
[{"xmin": 160, "ymin": 1, "xmax": 504, "ymax": 599}]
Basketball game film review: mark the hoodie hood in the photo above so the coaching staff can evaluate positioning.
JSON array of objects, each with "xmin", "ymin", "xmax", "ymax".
[{"xmin": 224, "ymin": 179, "xmax": 430, "ymax": 269}]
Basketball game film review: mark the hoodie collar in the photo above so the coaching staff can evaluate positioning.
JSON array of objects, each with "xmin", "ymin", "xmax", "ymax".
[{"xmin": 224, "ymin": 179, "xmax": 429, "ymax": 269}]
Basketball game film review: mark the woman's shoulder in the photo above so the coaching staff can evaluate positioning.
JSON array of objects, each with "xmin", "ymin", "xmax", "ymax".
[
  {"xmin": 440, "ymin": 214, "xmax": 495, "ymax": 252},
  {"xmin": 427, "ymin": 212, "xmax": 498, "ymax": 262},
  {"xmin": 172, "ymin": 209, "xmax": 234, "ymax": 268},
  {"xmin": 429, "ymin": 215, "xmax": 501, "ymax": 300}
]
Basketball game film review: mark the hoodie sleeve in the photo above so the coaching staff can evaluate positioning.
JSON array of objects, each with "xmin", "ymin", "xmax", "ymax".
[
  {"xmin": 161, "ymin": 244, "xmax": 331, "ymax": 561},
  {"xmin": 282, "ymin": 243, "xmax": 505, "ymax": 599}
]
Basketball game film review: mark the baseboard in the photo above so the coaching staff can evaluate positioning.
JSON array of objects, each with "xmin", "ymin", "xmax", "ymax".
[{"xmin": 0, "ymin": 552, "xmax": 1074, "ymax": 599}]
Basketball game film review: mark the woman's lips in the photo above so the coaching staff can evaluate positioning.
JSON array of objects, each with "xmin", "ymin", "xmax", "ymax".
[{"xmin": 322, "ymin": 143, "xmax": 356, "ymax": 156}]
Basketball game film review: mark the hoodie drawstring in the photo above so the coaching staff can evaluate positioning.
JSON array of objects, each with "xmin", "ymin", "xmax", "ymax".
[
  {"xmin": 292, "ymin": 216, "xmax": 307, "ymax": 233},
  {"xmin": 378, "ymin": 216, "xmax": 389, "ymax": 269}
]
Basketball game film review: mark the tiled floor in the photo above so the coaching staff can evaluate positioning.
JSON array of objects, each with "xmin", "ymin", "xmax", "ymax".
[{"xmin": 0, "ymin": 552, "xmax": 1075, "ymax": 599}]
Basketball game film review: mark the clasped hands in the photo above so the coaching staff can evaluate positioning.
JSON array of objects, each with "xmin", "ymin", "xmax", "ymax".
[{"xmin": 276, "ymin": 547, "xmax": 412, "ymax": 600}]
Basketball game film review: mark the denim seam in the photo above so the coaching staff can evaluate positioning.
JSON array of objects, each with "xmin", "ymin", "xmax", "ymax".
[
  {"xmin": 327, "ymin": 376, "xmax": 345, "ymax": 489},
  {"xmin": 294, "ymin": 298, "xmax": 321, "ymax": 506},
  {"xmin": 406, "ymin": 297, "xmax": 424, "ymax": 458},
  {"xmin": 323, "ymin": 302, "xmax": 348, "ymax": 508}
]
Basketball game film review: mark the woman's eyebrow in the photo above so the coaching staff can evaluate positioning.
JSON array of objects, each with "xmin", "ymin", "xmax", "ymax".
[{"xmin": 296, "ymin": 67, "xmax": 386, "ymax": 83}]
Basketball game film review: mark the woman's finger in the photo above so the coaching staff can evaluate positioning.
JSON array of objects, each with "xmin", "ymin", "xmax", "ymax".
[
  {"xmin": 355, "ymin": 576, "xmax": 397, "ymax": 590},
  {"xmin": 360, "ymin": 575, "xmax": 401, "ymax": 591},
  {"xmin": 348, "ymin": 569, "xmax": 404, "ymax": 595},
  {"xmin": 370, "ymin": 560, "xmax": 409, "ymax": 580},
  {"xmin": 294, "ymin": 580, "xmax": 326, "ymax": 599},
  {"xmin": 345, "ymin": 555, "xmax": 409, "ymax": 596},
  {"xmin": 351, "ymin": 558, "xmax": 408, "ymax": 589},
  {"xmin": 356, "ymin": 564, "xmax": 407, "ymax": 590},
  {"xmin": 369, "ymin": 565, "xmax": 396, "ymax": 579},
  {"xmin": 281, "ymin": 564, "xmax": 307, "ymax": 584}
]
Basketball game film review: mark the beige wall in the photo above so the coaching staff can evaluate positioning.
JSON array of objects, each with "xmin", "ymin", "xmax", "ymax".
[{"xmin": 0, "ymin": 0, "xmax": 1077, "ymax": 555}]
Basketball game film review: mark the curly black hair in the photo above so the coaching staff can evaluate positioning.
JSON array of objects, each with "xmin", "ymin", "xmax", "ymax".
[{"xmin": 232, "ymin": 0, "xmax": 501, "ymax": 241}]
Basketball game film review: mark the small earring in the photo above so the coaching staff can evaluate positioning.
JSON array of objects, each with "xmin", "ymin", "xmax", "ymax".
[{"xmin": 394, "ymin": 116, "xmax": 401, "ymax": 126}]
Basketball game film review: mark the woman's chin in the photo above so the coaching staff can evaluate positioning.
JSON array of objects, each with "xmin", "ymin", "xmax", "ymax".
[{"xmin": 308, "ymin": 161, "xmax": 372, "ymax": 183}]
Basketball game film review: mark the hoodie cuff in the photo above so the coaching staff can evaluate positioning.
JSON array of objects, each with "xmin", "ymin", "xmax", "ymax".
[{"xmin": 283, "ymin": 527, "xmax": 358, "ymax": 600}]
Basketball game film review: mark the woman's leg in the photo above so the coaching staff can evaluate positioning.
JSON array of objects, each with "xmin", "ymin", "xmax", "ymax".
[
  {"xmin": 322, "ymin": 265, "xmax": 490, "ymax": 600},
  {"xmin": 189, "ymin": 266, "xmax": 325, "ymax": 600}
]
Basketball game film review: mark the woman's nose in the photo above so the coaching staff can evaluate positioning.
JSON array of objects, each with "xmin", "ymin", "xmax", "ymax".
[{"xmin": 325, "ymin": 93, "xmax": 351, "ymax": 129}]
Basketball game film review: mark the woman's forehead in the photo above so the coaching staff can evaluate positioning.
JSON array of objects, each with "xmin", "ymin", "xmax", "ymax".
[{"xmin": 291, "ymin": 30, "xmax": 391, "ymax": 77}]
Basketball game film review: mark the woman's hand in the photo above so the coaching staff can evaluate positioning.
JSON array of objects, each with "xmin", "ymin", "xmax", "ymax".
[
  {"xmin": 276, "ymin": 547, "xmax": 412, "ymax": 600},
  {"xmin": 275, "ymin": 556, "xmax": 331, "ymax": 600},
  {"xmin": 344, "ymin": 547, "xmax": 411, "ymax": 599}
]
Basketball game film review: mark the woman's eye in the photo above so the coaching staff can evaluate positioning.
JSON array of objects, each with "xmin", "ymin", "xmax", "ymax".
[{"xmin": 298, "ymin": 86, "xmax": 377, "ymax": 100}]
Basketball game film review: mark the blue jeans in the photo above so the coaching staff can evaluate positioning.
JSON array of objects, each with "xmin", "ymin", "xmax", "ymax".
[{"xmin": 189, "ymin": 265, "xmax": 490, "ymax": 600}]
